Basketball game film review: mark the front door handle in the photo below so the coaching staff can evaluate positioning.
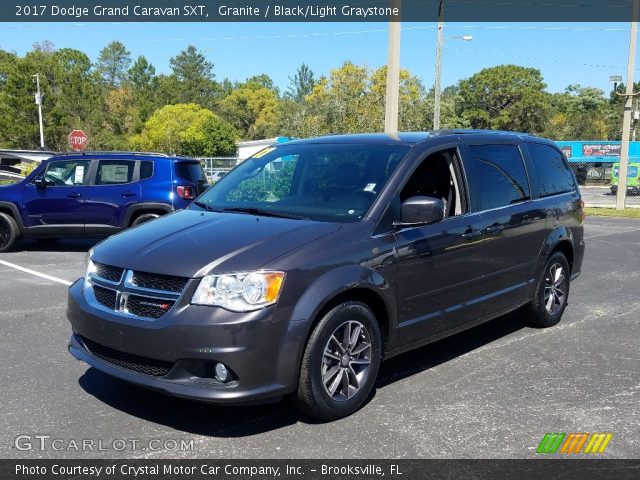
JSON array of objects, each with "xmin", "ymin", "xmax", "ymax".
[
  {"xmin": 66, "ymin": 192, "xmax": 82, "ymax": 198},
  {"xmin": 484, "ymin": 225, "xmax": 504, "ymax": 235},
  {"xmin": 121, "ymin": 191, "xmax": 136, "ymax": 198},
  {"xmin": 461, "ymin": 229, "xmax": 482, "ymax": 240}
]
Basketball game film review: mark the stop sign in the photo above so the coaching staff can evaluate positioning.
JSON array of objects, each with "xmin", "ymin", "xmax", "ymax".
[{"xmin": 68, "ymin": 129, "xmax": 88, "ymax": 151}]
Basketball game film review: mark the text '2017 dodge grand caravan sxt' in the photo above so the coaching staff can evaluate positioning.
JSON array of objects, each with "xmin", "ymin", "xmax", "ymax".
[{"xmin": 67, "ymin": 131, "xmax": 585, "ymax": 420}]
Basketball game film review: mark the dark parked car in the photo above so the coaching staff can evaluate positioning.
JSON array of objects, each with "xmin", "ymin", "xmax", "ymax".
[
  {"xmin": 0, "ymin": 152, "xmax": 209, "ymax": 252},
  {"xmin": 67, "ymin": 131, "xmax": 585, "ymax": 420}
]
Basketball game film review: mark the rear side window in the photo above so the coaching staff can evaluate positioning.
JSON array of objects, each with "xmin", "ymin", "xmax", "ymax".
[
  {"xmin": 526, "ymin": 143, "xmax": 576, "ymax": 197},
  {"xmin": 140, "ymin": 161, "xmax": 154, "ymax": 180},
  {"xmin": 465, "ymin": 144, "xmax": 530, "ymax": 211},
  {"xmin": 175, "ymin": 162, "xmax": 206, "ymax": 182},
  {"xmin": 96, "ymin": 160, "xmax": 135, "ymax": 185}
]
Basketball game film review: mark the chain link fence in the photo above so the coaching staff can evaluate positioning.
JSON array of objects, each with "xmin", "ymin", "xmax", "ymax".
[{"xmin": 198, "ymin": 157, "xmax": 239, "ymax": 183}]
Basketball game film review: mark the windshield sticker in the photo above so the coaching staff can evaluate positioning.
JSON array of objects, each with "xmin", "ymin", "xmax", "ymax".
[
  {"xmin": 253, "ymin": 147, "xmax": 275, "ymax": 159},
  {"xmin": 364, "ymin": 183, "xmax": 377, "ymax": 192}
]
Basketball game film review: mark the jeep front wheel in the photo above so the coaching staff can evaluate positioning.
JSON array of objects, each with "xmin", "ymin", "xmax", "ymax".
[{"xmin": 0, "ymin": 212, "xmax": 20, "ymax": 252}]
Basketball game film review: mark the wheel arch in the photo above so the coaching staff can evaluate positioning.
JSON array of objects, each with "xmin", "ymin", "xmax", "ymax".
[
  {"xmin": 122, "ymin": 203, "xmax": 173, "ymax": 228},
  {"xmin": 0, "ymin": 201, "xmax": 26, "ymax": 234},
  {"xmin": 528, "ymin": 226, "xmax": 576, "ymax": 298}
]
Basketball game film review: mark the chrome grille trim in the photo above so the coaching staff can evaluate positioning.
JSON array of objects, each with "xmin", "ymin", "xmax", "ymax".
[{"xmin": 86, "ymin": 264, "xmax": 188, "ymax": 321}]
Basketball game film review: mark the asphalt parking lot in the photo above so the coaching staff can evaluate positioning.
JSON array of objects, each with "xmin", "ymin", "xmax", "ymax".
[
  {"xmin": 2, "ymin": 216, "xmax": 639, "ymax": 459},
  {"xmin": 580, "ymin": 185, "xmax": 640, "ymax": 207}
]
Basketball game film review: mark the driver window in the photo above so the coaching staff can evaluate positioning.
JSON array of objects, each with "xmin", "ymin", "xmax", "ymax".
[
  {"xmin": 40, "ymin": 160, "xmax": 90, "ymax": 187},
  {"xmin": 400, "ymin": 148, "xmax": 465, "ymax": 218}
]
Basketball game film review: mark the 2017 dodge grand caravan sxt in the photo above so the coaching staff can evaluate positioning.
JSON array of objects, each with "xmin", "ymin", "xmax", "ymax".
[{"xmin": 67, "ymin": 131, "xmax": 585, "ymax": 420}]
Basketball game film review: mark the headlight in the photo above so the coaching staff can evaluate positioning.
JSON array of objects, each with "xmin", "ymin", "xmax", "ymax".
[
  {"xmin": 191, "ymin": 271, "xmax": 285, "ymax": 312},
  {"xmin": 84, "ymin": 249, "xmax": 95, "ymax": 288}
]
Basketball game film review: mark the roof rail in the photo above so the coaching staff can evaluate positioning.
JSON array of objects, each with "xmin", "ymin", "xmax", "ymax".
[
  {"xmin": 432, "ymin": 129, "xmax": 536, "ymax": 137},
  {"xmin": 54, "ymin": 151, "xmax": 173, "ymax": 157}
]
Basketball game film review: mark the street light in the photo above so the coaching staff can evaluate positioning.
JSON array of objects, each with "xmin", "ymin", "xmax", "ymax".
[{"xmin": 433, "ymin": 29, "xmax": 473, "ymax": 130}]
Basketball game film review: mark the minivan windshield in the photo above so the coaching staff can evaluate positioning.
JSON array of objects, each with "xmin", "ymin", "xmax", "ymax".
[{"xmin": 192, "ymin": 143, "xmax": 410, "ymax": 222}]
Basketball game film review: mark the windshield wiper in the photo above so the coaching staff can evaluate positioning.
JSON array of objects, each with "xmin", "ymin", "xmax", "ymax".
[
  {"xmin": 222, "ymin": 207, "xmax": 306, "ymax": 220},
  {"xmin": 192, "ymin": 201, "xmax": 220, "ymax": 212}
]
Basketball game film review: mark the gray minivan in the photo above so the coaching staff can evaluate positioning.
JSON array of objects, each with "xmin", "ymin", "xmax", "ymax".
[{"xmin": 67, "ymin": 131, "xmax": 585, "ymax": 420}]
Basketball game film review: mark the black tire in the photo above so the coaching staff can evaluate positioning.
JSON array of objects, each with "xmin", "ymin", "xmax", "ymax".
[
  {"xmin": 131, "ymin": 213, "xmax": 161, "ymax": 227},
  {"xmin": 294, "ymin": 301, "xmax": 382, "ymax": 421},
  {"xmin": 525, "ymin": 252, "xmax": 571, "ymax": 328},
  {"xmin": 0, "ymin": 212, "xmax": 20, "ymax": 253}
]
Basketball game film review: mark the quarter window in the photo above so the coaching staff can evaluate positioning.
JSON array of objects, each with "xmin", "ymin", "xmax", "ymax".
[
  {"xmin": 465, "ymin": 144, "xmax": 530, "ymax": 211},
  {"xmin": 140, "ymin": 161, "xmax": 154, "ymax": 180},
  {"xmin": 526, "ymin": 143, "xmax": 576, "ymax": 197},
  {"xmin": 96, "ymin": 160, "xmax": 135, "ymax": 185}
]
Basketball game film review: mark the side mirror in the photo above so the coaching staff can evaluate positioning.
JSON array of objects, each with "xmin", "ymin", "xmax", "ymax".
[
  {"xmin": 34, "ymin": 177, "xmax": 47, "ymax": 190},
  {"xmin": 395, "ymin": 196, "xmax": 445, "ymax": 227}
]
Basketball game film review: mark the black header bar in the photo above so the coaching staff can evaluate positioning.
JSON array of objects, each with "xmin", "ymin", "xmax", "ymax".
[{"xmin": 2, "ymin": 1, "xmax": 638, "ymax": 23}]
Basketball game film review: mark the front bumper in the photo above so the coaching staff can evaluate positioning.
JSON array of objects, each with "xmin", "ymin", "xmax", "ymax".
[{"xmin": 66, "ymin": 279, "xmax": 307, "ymax": 404}]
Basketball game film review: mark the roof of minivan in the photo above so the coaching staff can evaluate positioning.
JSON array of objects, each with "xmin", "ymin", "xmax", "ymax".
[{"xmin": 286, "ymin": 130, "xmax": 536, "ymax": 146}]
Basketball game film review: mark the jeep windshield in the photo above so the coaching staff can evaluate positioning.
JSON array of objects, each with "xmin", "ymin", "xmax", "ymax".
[{"xmin": 192, "ymin": 143, "xmax": 411, "ymax": 223}]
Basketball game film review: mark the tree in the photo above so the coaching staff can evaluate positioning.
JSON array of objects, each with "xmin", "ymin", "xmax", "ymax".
[
  {"xmin": 457, "ymin": 64, "xmax": 549, "ymax": 133},
  {"xmin": 129, "ymin": 55, "xmax": 155, "ymax": 89},
  {"xmin": 130, "ymin": 103, "xmax": 236, "ymax": 156},
  {"xmin": 170, "ymin": 45, "xmax": 214, "ymax": 83},
  {"xmin": 544, "ymin": 85, "xmax": 609, "ymax": 140},
  {"xmin": 168, "ymin": 45, "xmax": 218, "ymax": 106},
  {"xmin": 96, "ymin": 41, "xmax": 131, "ymax": 87},
  {"xmin": 0, "ymin": 46, "xmax": 106, "ymax": 150},
  {"xmin": 219, "ymin": 85, "xmax": 281, "ymax": 140},
  {"xmin": 245, "ymin": 74, "xmax": 278, "ymax": 94},
  {"xmin": 285, "ymin": 61, "xmax": 428, "ymax": 137},
  {"xmin": 286, "ymin": 63, "xmax": 316, "ymax": 102}
]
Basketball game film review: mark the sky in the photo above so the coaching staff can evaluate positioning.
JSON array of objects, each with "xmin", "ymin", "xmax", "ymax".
[{"xmin": 0, "ymin": 21, "xmax": 636, "ymax": 94}]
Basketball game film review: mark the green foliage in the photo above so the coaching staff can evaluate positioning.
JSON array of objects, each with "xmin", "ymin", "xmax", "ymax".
[
  {"xmin": 219, "ymin": 85, "xmax": 281, "ymax": 140},
  {"xmin": 0, "ymin": 39, "xmax": 629, "ymax": 152},
  {"xmin": 458, "ymin": 65, "xmax": 549, "ymax": 133},
  {"xmin": 130, "ymin": 103, "xmax": 236, "ymax": 156},
  {"xmin": 286, "ymin": 63, "xmax": 316, "ymax": 102},
  {"xmin": 96, "ymin": 41, "xmax": 131, "ymax": 87}
]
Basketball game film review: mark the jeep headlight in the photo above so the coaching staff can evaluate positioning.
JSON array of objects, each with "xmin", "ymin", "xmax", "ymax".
[{"xmin": 191, "ymin": 271, "xmax": 285, "ymax": 312}]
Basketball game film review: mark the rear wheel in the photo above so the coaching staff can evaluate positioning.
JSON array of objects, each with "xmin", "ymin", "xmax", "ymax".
[
  {"xmin": 131, "ymin": 212, "xmax": 161, "ymax": 227},
  {"xmin": 294, "ymin": 302, "xmax": 381, "ymax": 421},
  {"xmin": 0, "ymin": 212, "xmax": 20, "ymax": 253},
  {"xmin": 525, "ymin": 252, "xmax": 570, "ymax": 327}
]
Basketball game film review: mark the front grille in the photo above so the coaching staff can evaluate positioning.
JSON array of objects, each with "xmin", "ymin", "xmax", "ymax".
[
  {"xmin": 131, "ymin": 271, "xmax": 188, "ymax": 293},
  {"xmin": 80, "ymin": 336, "xmax": 173, "ymax": 377},
  {"xmin": 126, "ymin": 294, "xmax": 175, "ymax": 319},
  {"xmin": 93, "ymin": 285, "xmax": 117, "ymax": 309},
  {"xmin": 94, "ymin": 263, "xmax": 124, "ymax": 283}
]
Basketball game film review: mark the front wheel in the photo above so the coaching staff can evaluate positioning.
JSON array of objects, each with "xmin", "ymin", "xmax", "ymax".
[
  {"xmin": 525, "ymin": 252, "xmax": 571, "ymax": 328},
  {"xmin": 0, "ymin": 212, "xmax": 20, "ymax": 253},
  {"xmin": 294, "ymin": 302, "xmax": 382, "ymax": 421}
]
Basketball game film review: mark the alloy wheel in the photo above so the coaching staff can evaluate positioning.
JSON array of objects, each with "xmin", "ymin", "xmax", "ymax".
[
  {"xmin": 544, "ymin": 263, "xmax": 566, "ymax": 314},
  {"xmin": 321, "ymin": 320, "xmax": 372, "ymax": 402}
]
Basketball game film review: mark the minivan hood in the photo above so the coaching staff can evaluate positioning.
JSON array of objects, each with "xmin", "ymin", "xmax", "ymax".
[{"xmin": 91, "ymin": 209, "xmax": 341, "ymax": 278}]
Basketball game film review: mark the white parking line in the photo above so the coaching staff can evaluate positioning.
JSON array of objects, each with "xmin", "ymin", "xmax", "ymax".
[{"xmin": 0, "ymin": 259, "xmax": 73, "ymax": 286}]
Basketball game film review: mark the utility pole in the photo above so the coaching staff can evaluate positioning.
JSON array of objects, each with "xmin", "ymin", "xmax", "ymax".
[
  {"xmin": 433, "ymin": 0, "xmax": 445, "ymax": 130},
  {"xmin": 32, "ymin": 74, "xmax": 45, "ymax": 149},
  {"xmin": 617, "ymin": 0, "xmax": 640, "ymax": 210},
  {"xmin": 384, "ymin": 0, "xmax": 401, "ymax": 135}
]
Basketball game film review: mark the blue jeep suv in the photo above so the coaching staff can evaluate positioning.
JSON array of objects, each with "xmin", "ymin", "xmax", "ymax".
[{"xmin": 0, "ymin": 152, "xmax": 209, "ymax": 252}]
